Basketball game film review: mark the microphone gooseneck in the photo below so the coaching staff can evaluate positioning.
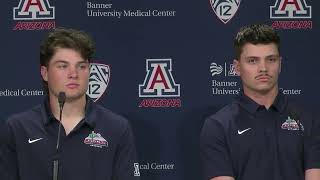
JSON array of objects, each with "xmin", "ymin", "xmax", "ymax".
[
  {"xmin": 56, "ymin": 92, "xmax": 66, "ymax": 149},
  {"xmin": 53, "ymin": 92, "xmax": 66, "ymax": 180}
]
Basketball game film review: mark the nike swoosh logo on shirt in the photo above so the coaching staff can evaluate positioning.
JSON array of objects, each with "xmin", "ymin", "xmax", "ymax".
[
  {"xmin": 237, "ymin": 128, "xmax": 251, "ymax": 135},
  {"xmin": 28, "ymin": 138, "xmax": 43, "ymax": 144}
]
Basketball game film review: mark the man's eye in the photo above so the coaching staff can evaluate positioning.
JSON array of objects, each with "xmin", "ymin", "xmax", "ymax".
[
  {"xmin": 268, "ymin": 58, "xmax": 276, "ymax": 62},
  {"xmin": 58, "ymin": 64, "xmax": 67, "ymax": 69},
  {"xmin": 78, "ymin": 64, "xmax": 88, "ymax": 69},
  {"xmin": 248, "ymin": 59, "xmax": 256, "ymax": 64}
]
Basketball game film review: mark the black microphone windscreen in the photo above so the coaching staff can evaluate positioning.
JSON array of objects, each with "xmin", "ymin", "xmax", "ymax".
[{"xmin": 58, "ymin": 92, "xmax": 66, "ymax": 105}]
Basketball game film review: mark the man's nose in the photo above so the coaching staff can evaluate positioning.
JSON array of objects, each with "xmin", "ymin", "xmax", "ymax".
[
  {"xmin": 68, "ymin": 66, "xmax": 79, "ymax": 78},
  {"xmin": 258, "ymin": 60, "xmax": 267, "ymax": 73}
]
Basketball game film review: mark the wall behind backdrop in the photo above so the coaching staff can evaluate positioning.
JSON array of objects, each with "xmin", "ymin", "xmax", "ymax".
[{"xmin": 1, "ymin": 0, "xmax": 319, "ymax": 180}]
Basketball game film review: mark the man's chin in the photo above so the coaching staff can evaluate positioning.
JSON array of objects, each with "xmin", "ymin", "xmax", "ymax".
[
  {"xmin": 254, "ymin": 86, "xmax": 277, "ymax": 94},
  {"xmin": 65, "ymin": 93, "xmax": 86, "ymax": 102}
]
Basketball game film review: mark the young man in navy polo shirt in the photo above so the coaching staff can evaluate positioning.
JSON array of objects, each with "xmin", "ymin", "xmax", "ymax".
[
  {"xmin": 200, "ymin": 24, "xmax": 320, "ymax": 180},
  {"xmin": 0, "ymin": 28, "xmax": 140, "ymax": 180}
]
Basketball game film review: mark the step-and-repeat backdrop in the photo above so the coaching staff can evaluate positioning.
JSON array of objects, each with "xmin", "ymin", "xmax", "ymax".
[{"xmin": 1, "ymin": 0, "xmax": 318, "ymax": 179}]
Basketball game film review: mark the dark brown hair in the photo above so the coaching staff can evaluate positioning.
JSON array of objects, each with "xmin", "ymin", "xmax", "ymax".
[{"xmin": 234, "ymin": 24, "xmax": 280, "ymax": 59}]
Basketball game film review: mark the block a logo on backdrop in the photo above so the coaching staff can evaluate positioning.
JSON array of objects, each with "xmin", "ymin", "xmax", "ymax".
[
  {"xmin": 210, "ymin": 61, "xmax": 241, "ymax": 95},
  {"xmin": 139, "ymin": 59, "xmax": 181, "ymax": 108},
  {"xmin": 270, "ymin": 0, "xmax": 312, "ymax": 29},
  {"xmin": 13, "ymin": 0, "xmax": 55, "ymax": 30},
  {"xmin": 86, "ymin": 63, "xmax": 110, "ymax": 102},
  {"xmin": 209, "ymin": 0, "xmax": 240, "ymax": 24}
]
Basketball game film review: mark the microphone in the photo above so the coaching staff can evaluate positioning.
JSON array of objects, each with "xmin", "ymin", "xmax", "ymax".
[
  {"xmin": 53, "ymin": 92, "xmax": 66, "ymax": 180},
  {"xmin": 58, "ymin": 92, "xmax": 66, "ymax": 112}
]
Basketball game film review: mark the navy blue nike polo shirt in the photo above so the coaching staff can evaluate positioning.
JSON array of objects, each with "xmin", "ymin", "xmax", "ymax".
[
  {"xmin": 0, "ymin": 97, "xmax": 140, "ymax": 180},
  {"xmin": 201, "ymin": 92, "xmax": 320, "ymax": 180}
]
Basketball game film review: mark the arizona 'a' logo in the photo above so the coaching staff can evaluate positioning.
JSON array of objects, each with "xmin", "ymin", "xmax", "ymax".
[
  {"xmin": 270, "ymin": 0, "xmax": 311, "ymax": 19},
  {"xmin": 13, "ymin": 0, "xmax": 55, "ymax": 20},
  {"xmin": 209, "ymin": 0, "xmax": 240, "ymax": 24},
  {"xmin": 86, "ymin": 63, "xmax": 110, "ymax": 102},
  {"xmin": 139, "ymin": 59, "xmax": 180, "ymax": 97}
]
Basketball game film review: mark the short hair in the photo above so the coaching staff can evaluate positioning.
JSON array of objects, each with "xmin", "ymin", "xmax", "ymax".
[
  {"xmin": 40, "ymin": 28, "xmax": 95, "ymax": 93},
  {"xmin": 40, "ymin": 28, "xmax": 95, "ymax": 66},
  {"xmin": 234, "ymin": 24, "xmax": 280, "ymax": 59}
]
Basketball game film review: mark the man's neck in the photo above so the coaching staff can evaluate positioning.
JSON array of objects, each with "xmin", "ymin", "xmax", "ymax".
[
  {"xmin": 243, "ymin": 87, "xmax": 279, "ymax": 109},
  {"xmin": 49, "ymin": 94, "xmax": 86, "ymax": 134}
]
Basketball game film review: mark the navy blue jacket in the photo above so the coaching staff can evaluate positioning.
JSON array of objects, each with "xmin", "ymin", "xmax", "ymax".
[
  {"xmin": 201, "ymin": 92, "xmax": 320, "ymax": 180},
  {"xmin": 0, "ymin": 97, "xmax": 140, "ymax": 180}
]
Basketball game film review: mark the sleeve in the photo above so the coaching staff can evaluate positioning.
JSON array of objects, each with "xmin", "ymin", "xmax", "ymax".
[
  {"xmin": 0, "ymin": 120, "xmax": 20, "ymax": 180},
  {"xmin": 200, "ymin": 117, "xmax": 234, "ymax": 180},
  {"xmin": 112, "ymin": 122, "xmax": 140, "ymax": 180},
  {"xmin": 304, "ymin": 111, "xmax": 320, "ymax": 170}
]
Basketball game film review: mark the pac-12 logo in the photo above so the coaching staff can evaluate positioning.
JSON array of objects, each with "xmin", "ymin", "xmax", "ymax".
[
  {"xmin": 86, "ymin": 63, "xmax": 110, "ymax": 102},
  {"xmin": 139, "ymin": 59, "xmax": 180, "ymax": 97},
  {"xmin": 13, "ymin": 0, "xmax": 55, "ymax": 20},
  {"xmin": 209, "ymin": 0, "xmax": 240, "ymax": 24},
  {"xmin": 270, "ymin": 0, "xmax": 311, "ymax": 19}
]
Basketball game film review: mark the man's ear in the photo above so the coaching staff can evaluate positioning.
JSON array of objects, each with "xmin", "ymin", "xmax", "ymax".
[
  {"xmin": 233, "ymin": 59, "xmax": 240, "ymax": 76},
  {"xmin": 40, "ymin": 66, "xmax": 48, "ymax": 82}
]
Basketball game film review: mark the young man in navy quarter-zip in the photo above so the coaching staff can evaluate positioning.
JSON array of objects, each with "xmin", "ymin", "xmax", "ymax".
[
  {"xmin": 200, "ymin": 24, "xmax": 320, "ymax": 180},
  {"xmin": 0, "ymin": 28, "xmax": 140, "ymax": 180}
]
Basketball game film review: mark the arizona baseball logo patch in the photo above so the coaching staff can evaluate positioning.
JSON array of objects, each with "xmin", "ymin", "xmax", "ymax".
[
  {"xmin": 86, "ymin": 63, "xmax": 110, "ymax": 102},
  {"xmin": 84, "ymin": 131, "xmax": 108, "ymax": 148},
  {"xmin": 209, "ymin": 0, "xmax": 241, "ymax": 24},
  {"xmin": 281, "ymin": 116, "xmax": 304, "ymax": 131}
]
